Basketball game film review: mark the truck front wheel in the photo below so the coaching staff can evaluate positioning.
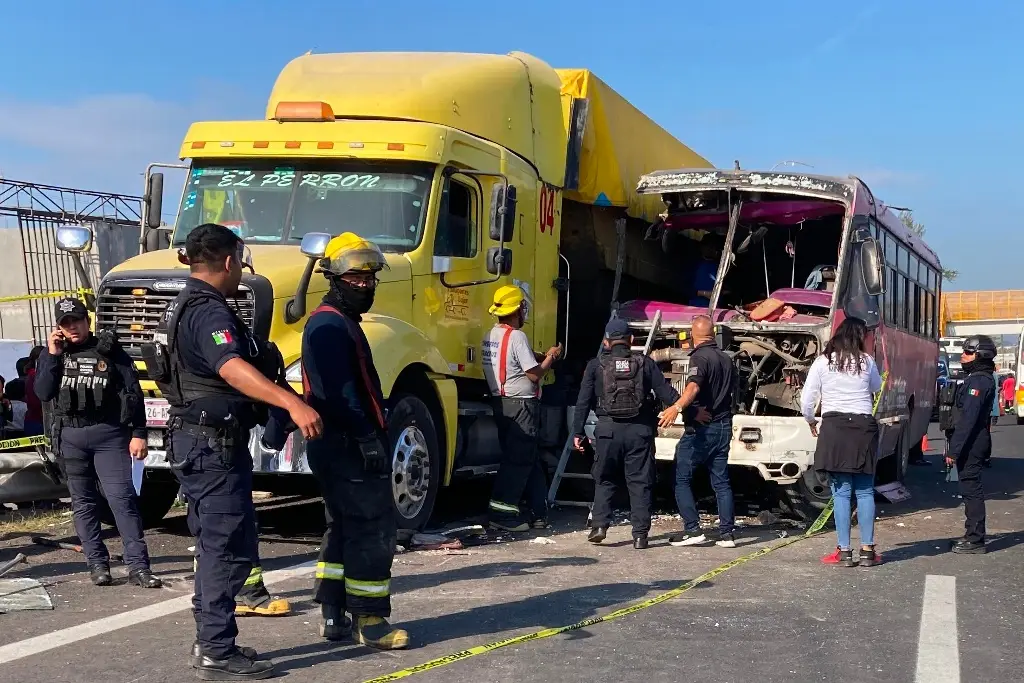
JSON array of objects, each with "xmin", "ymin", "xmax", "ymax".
[{"xmin": 388, "ymin": 393, "xmax": 441, "ymax": 531}]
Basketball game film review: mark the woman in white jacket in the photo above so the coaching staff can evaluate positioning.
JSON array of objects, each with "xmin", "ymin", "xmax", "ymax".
[{"xmin": 800, "ymin": 317, "xmax": 883, "ymax": 567}]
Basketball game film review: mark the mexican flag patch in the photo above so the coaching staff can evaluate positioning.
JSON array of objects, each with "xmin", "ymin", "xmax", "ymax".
[
  {"xmin": 969, "ymin": 388, "xmax": 979, "ymax": 396},
  {"xmin": 212, "ymin": 329, "xmax": 233, "ymax": 345}
]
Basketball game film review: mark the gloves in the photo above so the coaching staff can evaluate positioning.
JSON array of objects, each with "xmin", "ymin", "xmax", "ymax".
[{"xmin": 357, "ymin": 436, "xmax": 389, "ymax": 474}]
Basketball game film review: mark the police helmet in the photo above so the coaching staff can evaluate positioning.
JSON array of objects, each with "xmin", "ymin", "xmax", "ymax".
[{"xmin": 962, "ymin": 335, "xmax": 997, "ymax": 360}]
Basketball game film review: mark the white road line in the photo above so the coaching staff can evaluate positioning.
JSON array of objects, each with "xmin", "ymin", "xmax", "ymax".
[
  {"xmin": 0, "ymin": 560, "xmax": 315, "ymax": 665},
  {"xmin": 915, "ymin": 575, "xmax": 960, "ymax": 683}
]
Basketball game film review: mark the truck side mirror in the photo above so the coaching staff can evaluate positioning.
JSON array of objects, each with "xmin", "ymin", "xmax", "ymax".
[
  {"xmin": 286, "ymin": 232, "xmax": 334, "ymax": 324},
  {"xmin": 56, "ymin": 225, "xmax": 94, "ymax": 253},
  {"xmin": 486, "ymin": 247, "xmax": 512, "ymax": 275},
  {"xmin": 861, "ymin": 238, "xmax": 885, "ymax": 296},
  {"xmin": 54, "ymin": 225, "xmax": 96, "ymax": 309},
  {"xmin": 299, "ymin": 232, "xmax": 331, "ymax": 259},
  {"xmin": 489, "ymin": 183, "xmax": 517, "ymax": 242},
  {"xmin": 145, "ymin": 172, "xmax": 164, "ymax": 230}
]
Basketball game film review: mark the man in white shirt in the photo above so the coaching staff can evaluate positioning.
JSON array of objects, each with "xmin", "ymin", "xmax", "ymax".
[{"xmin": 481, "ymin": 285, "xmax": 561, "ymax": 531}]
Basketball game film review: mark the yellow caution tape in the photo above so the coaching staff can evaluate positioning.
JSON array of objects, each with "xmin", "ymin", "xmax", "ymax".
[
  {"xmin": 0, "ymin": 288, "xmax": 94, "ymax": 304},
  {"xmin": 0, "ymin": 435, "xmax": 49, "ymax": 451},
  {"xmin": 361, "ymin": 499, "xmax": 835, "ymax": 683}
]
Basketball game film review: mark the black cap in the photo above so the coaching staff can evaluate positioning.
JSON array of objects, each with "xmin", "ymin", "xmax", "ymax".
[
  {"xmin": 54, "ymin": 297, "xmax": 88, "ymax": 323},
  {"xmin": 605, "ymin": 318, "xmax": 631, "ymax": 341}
]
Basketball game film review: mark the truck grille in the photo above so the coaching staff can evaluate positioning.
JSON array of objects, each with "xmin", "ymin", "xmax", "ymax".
[{"xmin": 96, "ymin": 281, "xmax": 255, "ymax": 377}]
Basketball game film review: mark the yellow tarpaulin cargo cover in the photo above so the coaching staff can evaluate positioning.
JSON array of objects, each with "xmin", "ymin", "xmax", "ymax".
[{"xmin": 556, "ymin": 69, "xmax": 713, "ymax": 222}]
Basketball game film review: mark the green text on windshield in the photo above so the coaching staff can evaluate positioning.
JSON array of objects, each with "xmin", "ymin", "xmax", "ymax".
[{"xmin": 172, "ymin": 161, "xmax": 434, "ymax": 253}]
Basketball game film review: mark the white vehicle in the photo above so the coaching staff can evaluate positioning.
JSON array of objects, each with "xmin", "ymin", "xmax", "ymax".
[
  {"xmin": 1015, "ymin": 327, "xmax": 1024, "ymax": 424},
  {"xmin": 940, "ymin": 336, "xmax": 966, "ymax": 357}
]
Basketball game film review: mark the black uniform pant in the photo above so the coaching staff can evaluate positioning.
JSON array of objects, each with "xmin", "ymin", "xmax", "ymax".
[
  {"xmin": 60, "ymin": 423, "xmax": 150, "ymax": 571},
  {"xmin": 956, "ymin": 430, "xmax": 990, "ymax": 544},
  {"xmin": 489, "ymin": 398, "xmax": 547, "ymax": 519},
  {"xmin": 307, "ymin": 439, "xmax": 396, "ymax": 617},
  {"xmin": 169, "ymin": 428, "xmax": 257, "ymax": 659},
  {"xmin": 591, "ymin": 420, "xmax": 655, "ymax": 537}
]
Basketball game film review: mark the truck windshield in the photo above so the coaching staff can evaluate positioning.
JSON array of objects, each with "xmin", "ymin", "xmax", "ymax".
[{"xmin": 172, "ymin": 161, "xmax": 434, "ymax": 252}]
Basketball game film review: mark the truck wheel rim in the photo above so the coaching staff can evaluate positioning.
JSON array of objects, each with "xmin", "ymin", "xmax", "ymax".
[{"xmin": 392, "ymin": 426, "xmax": 430, "ymax": 520}]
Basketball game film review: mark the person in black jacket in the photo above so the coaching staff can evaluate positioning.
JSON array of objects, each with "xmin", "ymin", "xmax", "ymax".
[
  {"xmin": 572, "ymin": 319, "xmax": 684, "ymax": 549},
  {"xmin": 34, "ymin": 297, "xmax": 161, "ymax": 588},
  {"xmin": 946, "ymin": 334, "xmax": 998, "ymax": 554}
]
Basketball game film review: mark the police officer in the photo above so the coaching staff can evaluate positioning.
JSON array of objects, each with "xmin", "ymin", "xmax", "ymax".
[
  {"xmin": 944, "ymin": 334, "xmax": 997, "ymax": 554},
  {"xmin": 34, "ymin": 297, "xmax": 161, "ymax": 588},
  {"xmin": 481, "ymin": 285, "xmax": 562, "ymax": 532},
  {"xmin": 150, "ymin": 224, "xmax": 322, "ymax": 679},
  {"xmin": 571, "ymin": 319, "xmax": 684, "ymax": 549},
  {"xmin": 297, "ymin": 232, "xmax": 407, "ymax": 649},
  {"xmin": 668, "ymin": 315, "xmax": 739, "ymax": 549}
]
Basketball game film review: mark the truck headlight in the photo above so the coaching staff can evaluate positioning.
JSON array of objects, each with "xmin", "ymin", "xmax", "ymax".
[{"xmin": 285, "ymin": 361, "xmax": 302, "ymax": 384}]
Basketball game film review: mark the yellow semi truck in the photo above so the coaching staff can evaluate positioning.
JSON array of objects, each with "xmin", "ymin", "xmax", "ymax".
[{"xmin": 60, "ymin": 51, "xmax": 711, "ymax": 528}]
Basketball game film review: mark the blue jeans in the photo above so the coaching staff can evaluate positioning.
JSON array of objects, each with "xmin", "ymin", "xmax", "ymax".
[
  {"xmin": 674, "ymin": 419, "xmax": 734, "ymax": 533},
  {"xmin": 829, "ymin": 472, "xmax": 875, "ymax": 550}
]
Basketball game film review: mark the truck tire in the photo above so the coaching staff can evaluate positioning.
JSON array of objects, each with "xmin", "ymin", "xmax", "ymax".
[
  {"xmin": 782, "ymin": 469, "xmax": 832, "ymax": 522},
  {"xmin": 388, "ymin": 393, "xmax": 441, "ymax": 531},
  {"xmin": 97, "ymin": 478, "xmax": 179, "ymax": 529}
]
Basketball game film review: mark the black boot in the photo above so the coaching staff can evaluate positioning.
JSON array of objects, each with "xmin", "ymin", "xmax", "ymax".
[
  {"xmin": 191, "ymin": 642, "xmax": 258, "ymax": 668},
  {"xmin": 633, "ymin": 535, "xmax": 649, "ymax": 550},
  {"xmin": 319, "ymin": 603, "xmax": 353, "ymax": 641},
  {"xmin": 89, "ymin": 564, "xmax": 112, "ymax": 586},
  {"xmin": 588, "ymin": 526, "xmax": 608, "ymax": 544},
  {"xmin": 128, "ymin": 568, "xmax": 163, "ymax": 588},
  {"xmin": 952, "ymin": 538, "xmax": 986, "ymax": 554},
  {"xmin": 196, "ymin": 651, "xmax": 275, "ymax": 680}
]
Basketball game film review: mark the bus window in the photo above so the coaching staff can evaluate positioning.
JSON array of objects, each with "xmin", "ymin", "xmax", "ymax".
[{"xmin": 895, "ymin": 273, "xmax": 906, "ymax": 328}]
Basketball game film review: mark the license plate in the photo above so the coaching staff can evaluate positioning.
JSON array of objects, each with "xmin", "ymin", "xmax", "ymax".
[{"xmin": 144, "ymin": 399, "xmax": 171, "ymax": 427}]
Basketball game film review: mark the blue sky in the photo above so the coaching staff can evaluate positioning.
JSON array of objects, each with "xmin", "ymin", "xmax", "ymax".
[{"xmin": 1, "ymin": 1, "xmax": 1020, "ymax": 290}]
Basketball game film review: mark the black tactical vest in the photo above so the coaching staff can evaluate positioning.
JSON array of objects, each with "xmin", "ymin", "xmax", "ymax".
[
  {"xmin": 141, "ymin": 286, "xmax": 282, "ymax": 413},
  {"xmin": 55, "ymin": 346, "xmax": 119, "ymax": 421},
  {"xmin": 598, "ymin": 352, "xmax": 646, "ymax": 419}
]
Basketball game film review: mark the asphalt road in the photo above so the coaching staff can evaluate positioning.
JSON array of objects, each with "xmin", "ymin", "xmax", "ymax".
[{"xmin": 1, "ymin": 420, "xmax": 1022, "ymax": 683}]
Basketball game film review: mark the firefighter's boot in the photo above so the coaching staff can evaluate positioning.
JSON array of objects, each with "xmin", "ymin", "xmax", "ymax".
[
  {"xmin": 319, "ymin": 604, "xmax": 352, "ymax": 641},
  {"xmin": 354, "ymin": 616, "xmax": 409, "ymax": 650}
]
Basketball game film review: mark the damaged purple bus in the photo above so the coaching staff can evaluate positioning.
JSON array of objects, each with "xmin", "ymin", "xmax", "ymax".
[{"xmin": 623, "ymin": 169, "xmax": 941, "ymax": 514}]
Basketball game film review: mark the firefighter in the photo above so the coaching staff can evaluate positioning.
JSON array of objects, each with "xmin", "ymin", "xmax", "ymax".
[
  {"xmin": 481, "ymin": 285, "xmax": 561, "ymax": 531},
  {"xmin": 571, "ymin": 318, "xmax": 684, "ymax": 549},
  {"xmin": 299, "ymin": 232, "xmax": 408, "ymax": 650},
  {"xmin": 34, "ymin": 297, "xmax": 161, "ymax": 588},
  {"xmin": 149, "ymin": 223, "xmax": 322, "ymax": 679},
  {"xmin": 945, "ymin": 334, "xmax": 997, "ymax": 554}
]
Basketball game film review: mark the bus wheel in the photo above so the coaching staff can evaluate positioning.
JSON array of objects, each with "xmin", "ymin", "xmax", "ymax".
[
  {"xmin": 877, "ymin": 423, "xmax": 910, "ymax": 484},
  {"xmin": 388, "ymin": 393, "xmax": 441, "ymax": 531}
]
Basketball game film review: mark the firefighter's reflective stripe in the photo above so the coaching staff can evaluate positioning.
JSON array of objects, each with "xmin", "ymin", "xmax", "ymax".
[
  {"xmin": 244, "ymin": 566, "xmax": 264, "ymax": 587},
  {"xmin": 316, "ymin": 561, "xmax": 345, "ymax": 580},
  {"xmin": 346, "ymin": 577, "xmax": 390, "ymax": 597},
  {"xmin": 488, "ymin": 499, "xmax": 519, "ymax": 514}
]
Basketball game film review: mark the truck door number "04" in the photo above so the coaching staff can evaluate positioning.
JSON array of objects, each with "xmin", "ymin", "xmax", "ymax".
[{"xmin": 539, "ymin": 185, "xmax": 556, "ymax": 233}]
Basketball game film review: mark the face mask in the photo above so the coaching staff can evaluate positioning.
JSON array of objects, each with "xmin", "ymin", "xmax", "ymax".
[{"xmin": 332, "ymin": 278, "xmax": 376, "ymax": 315}]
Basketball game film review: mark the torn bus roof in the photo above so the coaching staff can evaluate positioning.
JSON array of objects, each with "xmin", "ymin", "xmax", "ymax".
[
  {"xmin": 556, "ymin": 70, "xmax": 712, "ymax": 222},
  {"xmin": 636, "ymin": 169, "xmax": 855, "ymax": 201}
]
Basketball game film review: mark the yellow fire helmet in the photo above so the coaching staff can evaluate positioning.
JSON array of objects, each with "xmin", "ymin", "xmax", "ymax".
[
  {"xmin": 489, "ymin": 284, "xmax": 525, "ymax": 317},
  {"xmin": 318, "ymin": 232, "xmax": 390, "ymax": 277}
]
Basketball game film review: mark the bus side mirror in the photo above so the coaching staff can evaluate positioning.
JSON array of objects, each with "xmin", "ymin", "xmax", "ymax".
[
  {"xmin": 56, "ymin": 225, "xmax": 94, "ymax": 253},
  {"xmin": 489, "ymin": 183, "xmax": 517, "ymax": 242},
  {"xmin": 861, "ymin": 238, "xmax": 885, "ymax": 296}
]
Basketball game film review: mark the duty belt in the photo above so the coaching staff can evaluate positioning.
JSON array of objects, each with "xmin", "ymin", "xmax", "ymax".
[
  {"xmin": 168, "ymin": 417, "xmax": 238, "ymax": 449},
  {"xmin": 55, "ymin": 415, "xmax": 105, "ymax": 429}
]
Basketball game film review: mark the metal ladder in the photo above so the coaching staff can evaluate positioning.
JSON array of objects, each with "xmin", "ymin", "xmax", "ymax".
[{"xmin": 546, "ymin": 309, "xmax": 663, "ymax": 509}]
